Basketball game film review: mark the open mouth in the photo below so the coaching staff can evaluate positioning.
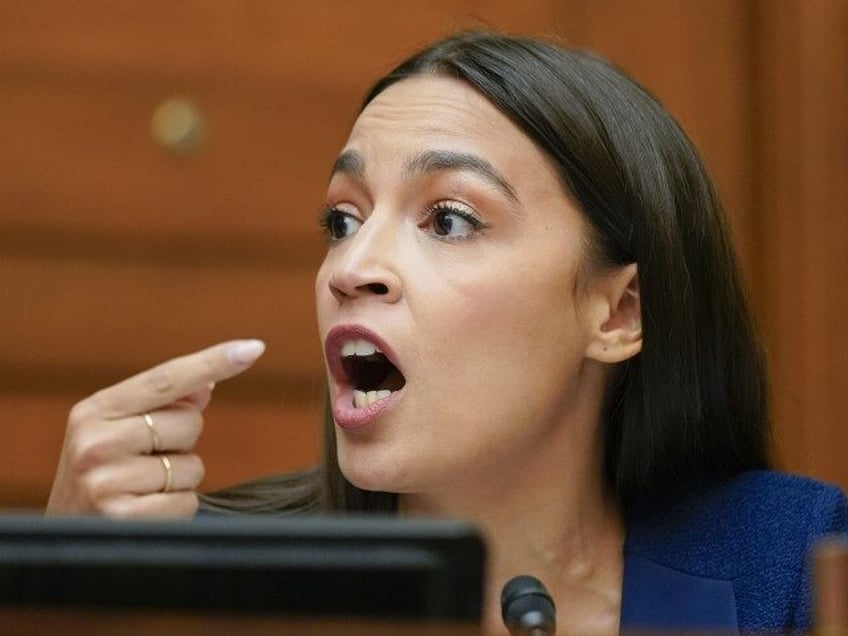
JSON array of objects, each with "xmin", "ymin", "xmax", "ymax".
[{"xmin": 341, "ymin": 339, "xmax": 406, "ymax": 408}]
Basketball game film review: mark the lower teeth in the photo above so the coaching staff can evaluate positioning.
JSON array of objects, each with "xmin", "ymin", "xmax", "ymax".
[{"xmin": 353, "ymin": 389, "xmax": 392, "ymax": 408}]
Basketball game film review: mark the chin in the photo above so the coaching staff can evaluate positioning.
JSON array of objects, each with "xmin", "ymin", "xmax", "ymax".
[{"xmin": 337, "ymin": 446, "xmax": 411, "ymax": 494}]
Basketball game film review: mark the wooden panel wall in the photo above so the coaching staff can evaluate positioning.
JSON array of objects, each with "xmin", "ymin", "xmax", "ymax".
[
  {"xmin": 754, "ymin": 0, "xmax": 848, "ymax": 486},
  {"xmin": 0, "ymin": 0, "xmax": 844, "ymax": 508}
]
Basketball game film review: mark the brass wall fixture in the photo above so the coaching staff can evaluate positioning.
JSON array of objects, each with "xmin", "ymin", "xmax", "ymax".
[{"xmin": 150, "ymin": 97, "xmax": 205, "ymax": 155}]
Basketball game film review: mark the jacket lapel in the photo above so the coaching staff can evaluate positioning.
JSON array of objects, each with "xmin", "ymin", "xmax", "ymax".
[{"xmin": 621, "ymin": 554, "xmax": 739, "ymax": 633}]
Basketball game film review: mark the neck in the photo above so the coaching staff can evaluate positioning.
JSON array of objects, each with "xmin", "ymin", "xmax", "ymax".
[
  {"xmin": 403, "ymin": 480, "xmax": 623, "ymax": 635},
  {"xmin": 399, "ymin": 381, "xmax": 624, "ymax": 634}
]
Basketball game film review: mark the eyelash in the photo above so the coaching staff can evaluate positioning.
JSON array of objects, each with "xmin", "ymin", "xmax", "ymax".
[
  {"xmin": 422, "ymin": 202, "xmax": 486, "ymax": 241},
  {"xmin": 318, "ymin": 202, "xmax": 488, "ymax": 242},
  {"xmin": 318, "ymin": 206, "xmax": 357, "ymax": 243}
]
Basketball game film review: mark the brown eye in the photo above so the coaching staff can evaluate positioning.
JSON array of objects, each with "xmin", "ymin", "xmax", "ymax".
[
  {"xmin": 431, "ymin": 205, "xmax": 481, "ymax": 238},
  {"xmin": 323, "ymin": 208, "xmax": 362, "ymax": 241}
]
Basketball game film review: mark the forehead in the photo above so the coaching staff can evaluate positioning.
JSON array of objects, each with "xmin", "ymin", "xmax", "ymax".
[
  {"xmin": 354, "ymin": 76, "xmax": 508, "ymax": 138},
  {"xmin": 344, "ymin": 76, "xmax": 560, "ymax": 186}
]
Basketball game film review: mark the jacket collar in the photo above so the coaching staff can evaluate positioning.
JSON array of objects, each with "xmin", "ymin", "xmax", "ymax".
[{"xmin": 621, "ymin": 554, "xmax": 738, "ymax": 633}]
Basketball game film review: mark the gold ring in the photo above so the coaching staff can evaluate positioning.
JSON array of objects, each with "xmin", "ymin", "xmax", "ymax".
[
  {"xmin": 143, "ymin": 413, "xmax": 160, "ymax": 453},
  {"xmin": 159, "ymin": 455, "xmax": 173, "ymax": 493}
]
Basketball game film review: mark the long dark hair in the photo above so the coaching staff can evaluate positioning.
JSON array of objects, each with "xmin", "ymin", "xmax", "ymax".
[{"xmin": 201, "ymin": 32, "xmax": 770, "ymax": 515}]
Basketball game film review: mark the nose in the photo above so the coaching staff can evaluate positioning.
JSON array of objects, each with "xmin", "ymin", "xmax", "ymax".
[{"xmin": 325, "ymin": 215, "xmax": 402, "ymax": 304}]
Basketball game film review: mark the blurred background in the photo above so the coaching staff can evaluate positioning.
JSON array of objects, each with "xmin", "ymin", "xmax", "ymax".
[{"xmin": 0, "ymin": 0, "xmax": 845, "ymax": 508}]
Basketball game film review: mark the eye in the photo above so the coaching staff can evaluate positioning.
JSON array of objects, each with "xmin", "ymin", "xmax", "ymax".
[
  {"xmin": 320, "ymin": 207, "xmax": 362, "ymax": 241},
  {"xmin": 428, "ymin": 203, "xmax": 484, "ymax": 240}
]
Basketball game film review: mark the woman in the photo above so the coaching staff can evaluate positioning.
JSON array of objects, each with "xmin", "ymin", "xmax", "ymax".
[{"xmin": 46, "ymin": 33, "xmax": 846, "ymax": 633}]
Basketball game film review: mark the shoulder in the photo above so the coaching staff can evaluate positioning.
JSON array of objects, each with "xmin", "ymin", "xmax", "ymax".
[
  {"xmin": 626, "ymin": 470, "xmax": 846, "ymax": 563},
  {"xmin": 625, "ymin": 470, "xmax": 847, "ymax": 629}
]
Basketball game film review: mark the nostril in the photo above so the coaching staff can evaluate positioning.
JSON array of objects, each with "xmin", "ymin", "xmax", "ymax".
[{"xmin": 365, "ymin": 282, "xmax": 389, "ymax": 295}]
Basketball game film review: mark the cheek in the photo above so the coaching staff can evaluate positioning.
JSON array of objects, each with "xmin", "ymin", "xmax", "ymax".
[
  {"xmin": 412, "ymin": 260, "xmax": 580, "ymax": 383},
  {"xmin": 314, "ymin": 260, "xmax": 333, "ymax": 329}
]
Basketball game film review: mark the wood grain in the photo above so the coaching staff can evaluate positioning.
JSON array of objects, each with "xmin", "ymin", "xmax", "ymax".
[
  {"xmin": 0, "ymin": 255, "xmax": 324, "ymax": 387},
  {"xmin": 755, "ymin": 0, "xmax": 848, "ymax": 485}
]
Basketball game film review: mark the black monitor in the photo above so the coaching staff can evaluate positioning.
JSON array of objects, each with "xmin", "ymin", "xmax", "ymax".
[{"xmin": 0, "ymin": 515, "xmax": 484, "ymax": 622}]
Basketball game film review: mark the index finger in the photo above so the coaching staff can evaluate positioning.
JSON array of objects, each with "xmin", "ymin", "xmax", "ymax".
[{"xmin": 91, "ymin": 339, "xmax": 266, "ymax": 419}]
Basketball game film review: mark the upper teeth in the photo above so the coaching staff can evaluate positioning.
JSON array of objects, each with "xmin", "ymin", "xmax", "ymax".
[{"xmin": 341, "ymin": 339, "xmax": 381, "ymax": 357}]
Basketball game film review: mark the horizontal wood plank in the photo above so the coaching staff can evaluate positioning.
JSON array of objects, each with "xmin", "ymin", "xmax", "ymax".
[
  {"xmin": 0, "ymin": 77, "xmax": 354, "ymax": 239},
  {"xmin": 0, "ymin": 0, "xmax": 556, "ymax": 89},
  {"xmin": 0, "ymin": 254, "xmax": 326, "ymax": 397}
]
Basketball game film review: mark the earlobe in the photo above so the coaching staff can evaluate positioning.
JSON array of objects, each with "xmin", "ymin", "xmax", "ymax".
[{"xmin": 585, "ymin": 263, "xmax": 642, "ymax": 364}]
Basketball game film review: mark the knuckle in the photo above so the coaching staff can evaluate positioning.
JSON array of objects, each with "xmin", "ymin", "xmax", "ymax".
[
  {"xmin": 189, "ymin": 412, "xmax": 205, "ymax": 444},
  {"xmin": 146, "ymin": 364, "xmax": 174, "ymax": 395},
  {"xmin": 80, "ymin": 470, "xmax": 111, "ymax": 505},
  {"xmin": 172, "ymin": 405, "xmax": 204, "ymax": 448},
  {"xmin": 177, "ymin": 401, "xmax": 203, "ymax": 425},
  {"xmin": 188, "ymin": 454, "xmax": 206, "ymax": 484},
  {"xmin": 67, "ymin": 434, "xmax": 110, "ymax": 473},
  {"xmin": 183, "ymin": 492, "xmax": 200, "ymax": 517},
  {"xmin": 85, "ymin": 388, "xmax": 111, "ymax": 416},
  {"xmin": 99, "ymin": 497, "xmax": 136, "ymax": 520},
  {"xmin": 180, "ymin": 453, "xmax": 206, "ymax": 489},
  {"xmin": 67, "ymin": 400, "xmax": 95, "ymax": 430},
  {"xmin": 201, "ymin": 349, "xmax": 223, "ymax": 381}
]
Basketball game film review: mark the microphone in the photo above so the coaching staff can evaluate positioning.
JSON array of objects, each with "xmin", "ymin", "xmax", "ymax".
[{"xmin": 500, "ymin": 574, "xmax": 556, "ymax": 636}]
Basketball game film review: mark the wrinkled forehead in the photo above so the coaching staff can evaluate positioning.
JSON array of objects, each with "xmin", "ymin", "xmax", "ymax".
[{"xmin": 348, "ymin": 77, "xmax": 511, "ymax": 153}]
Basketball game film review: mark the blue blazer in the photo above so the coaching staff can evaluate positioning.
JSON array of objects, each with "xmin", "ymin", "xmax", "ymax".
[{"xmin": 620, "ymin": 471, "xmax": 848, "ymax": 632}]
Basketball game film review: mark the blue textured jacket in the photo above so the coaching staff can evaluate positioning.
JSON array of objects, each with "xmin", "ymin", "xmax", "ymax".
[{"xmin": 620, "ymin": 471, "xmax": 848, "ymax": 632}]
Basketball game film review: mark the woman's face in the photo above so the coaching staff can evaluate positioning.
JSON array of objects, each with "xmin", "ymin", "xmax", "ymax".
[{"xmin": 315, "ymin": 76, "xmax": 598, "ymax": 494}]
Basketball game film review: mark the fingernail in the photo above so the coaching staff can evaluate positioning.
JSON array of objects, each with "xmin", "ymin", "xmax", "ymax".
[
  {"xmin": 207, "ymin": 382, "xmax": 216, "ymax": 391},
  {"xmin": 226, "ymin": 339, "xmax": 266, "ymax": 365}
]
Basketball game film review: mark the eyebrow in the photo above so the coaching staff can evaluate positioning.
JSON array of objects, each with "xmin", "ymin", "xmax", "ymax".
[
  {"xmin": 406, "ymin": 150, "xmax": 519, "ymax": 203},
  {"xmin": 329, "ymin": 148, "xmax": 519, "ymax": 203},
  {"xmin": 330, "ymin": 151, "xmax": 365, "ymax": 180}
]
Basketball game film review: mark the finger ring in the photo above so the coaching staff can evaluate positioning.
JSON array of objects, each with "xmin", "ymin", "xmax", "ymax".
[
  {"xmin": 143, "ymin": 413, "xmax": 161, "ymax": 453},
  {"xmin": 159, "ymin": 455, "xmax": 173, "ymax": 493}
]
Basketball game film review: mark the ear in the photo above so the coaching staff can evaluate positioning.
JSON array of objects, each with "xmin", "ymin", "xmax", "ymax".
[{"xmin": 584, "ymin": 263, "xmax": 642, "ymax": 364}]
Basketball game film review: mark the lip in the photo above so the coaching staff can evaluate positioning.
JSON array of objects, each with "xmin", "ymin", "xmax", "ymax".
[{"xmin": 324, "ymin": 324, "xmax": 405, "ymax": 430}]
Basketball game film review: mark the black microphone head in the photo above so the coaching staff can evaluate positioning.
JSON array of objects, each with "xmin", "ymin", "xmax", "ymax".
[{"xmin": 500, "ymin": 574, "xmax": 556, "ymax": 635}]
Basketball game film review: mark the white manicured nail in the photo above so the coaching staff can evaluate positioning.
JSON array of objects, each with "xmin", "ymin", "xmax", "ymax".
[{"xmin": 226, "ymin": 340, "xmax": 266, "ymax": 365}]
